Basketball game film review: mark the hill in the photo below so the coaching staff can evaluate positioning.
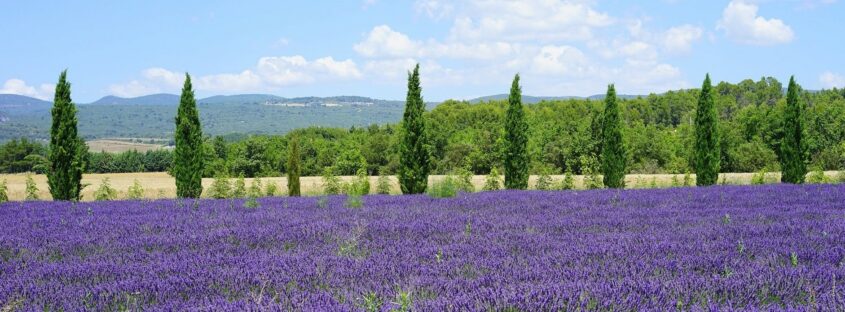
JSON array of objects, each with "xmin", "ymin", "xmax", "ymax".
[
  {"xmin": 469, "ymin": 93, "xmax": 640, "ymax": 103},
  {"xmin": 89, "ymin": 93, "xmax": 180, "ymax": 106}
]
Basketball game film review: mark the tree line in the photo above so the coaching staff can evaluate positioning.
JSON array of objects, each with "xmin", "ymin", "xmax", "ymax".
[{"xmin": 3, "ymin": 67, "xmax": 843, "ymax": 199}]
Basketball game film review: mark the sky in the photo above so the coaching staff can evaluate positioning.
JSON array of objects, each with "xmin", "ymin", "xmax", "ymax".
[{"xmin": 0, "ymin": 0, "xmax": 843, "ymax": 102}]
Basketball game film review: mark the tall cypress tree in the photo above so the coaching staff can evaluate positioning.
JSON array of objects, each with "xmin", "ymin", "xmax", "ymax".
[
  {"xmin": 601, "ymin": 84, "xmax": 626, "ymax": 188},
  {"xmin": 287, "ymin": 137, "xmax": 301, "ymax": 196},
  {"xmin": 504, "ymin": 74, "xmax": 529, "ymax": 190},
  {"xmin": 48, "ymin": 70, "xmax": 87, "ymax": 201},
  {"xmin": 781, "ymin": 76, "xmax": 806, "ymax": 184},
  {"xmin": 173, "ymin": 73, "xmax": 204, "ymax": 198},
  {"xmin": 398, "ymin": 64, "xmax": 430, "ymax": 194},
  {"xmin": 694, "ymin": 74, "xmax": 720, "ymax": 186}
]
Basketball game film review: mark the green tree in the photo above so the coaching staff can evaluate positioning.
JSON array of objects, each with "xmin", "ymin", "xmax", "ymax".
[
  {"xmin": 173, "ymin": 73, "xmax": 204, "ymax": 198},
  {"xmin": 483, "ymin": 167, "xmax": 502, "ymax": 191},
  {"xmin": 781, "ymin": 76, "xmax": 807, "ymax": 184},
  {"xmin": 398, "ymin": 64, "xmax": 430, "ymax": 194},
  {"xmin": 208, "ymin": 174, "xmax": 232, "ymax": 199},
  {"xmin": 694, "ymin": 74, "xmax": 720, "ymax": 186},
  {"xmin": 287, "ymin": 137, "xmax": 301, "ymax": 196},
  {"xmin": 47, "ymin": 70, "xmax": 86, "ymax": 201},
  {"xmin": 504, "ymin": 74, "xmax": 529, "ymax": 189},
  {"xmin": 601, "ymin": 84, "xmax": 626, "ymax": 188}
]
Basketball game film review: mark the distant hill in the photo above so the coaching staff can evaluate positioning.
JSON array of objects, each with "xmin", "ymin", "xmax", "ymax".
[
  {"xmin": 0, "ymin": 94, "xmax": 52, "ymax": 115},
  {"xmin": 199, "ymin": 94, "xmax": 283, "ymax": 104},
  {"xmin": 89, "ymin": 93, "xmax": 180, "ymax": 106},
  {"xmin": 469, "ymin": 93, "xmax": 640, "ymax": 103}
]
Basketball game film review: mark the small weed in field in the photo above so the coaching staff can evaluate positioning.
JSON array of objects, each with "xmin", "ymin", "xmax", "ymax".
[
  {"xmin": 316, "ymin": 196, "xmax": 328, "ymax": 209},
  {"xmin": 722, "ymin": 213, "xmax": 731, "ymax": 224},
  {"xmin": 791, "ymin": 252, "xmax": 799, "ymax": 267},
  {"xmin": 464, "ymin": 220, "xmax": 472, "ymax": 237},
  {"xmin": 0, "ymin": 179, "xmax": 8, "ymax": 203},
  {"xmin": 737, "ymin": 239, "xmax": 745, "ymax": 254},
  {"xmin": 244, "ymin": 196, "xmax": 260, "ymax": 209},
  {"xmin": 346, "ymin": 195, "xmax": 363, "ymax": 209},
  {"xmin": 392, "ymin": 290, "xmax": 412, "ymax": 312},
  {"xmin": 360, "ymin": 292, "xmax": 382, "ymax": 312}
]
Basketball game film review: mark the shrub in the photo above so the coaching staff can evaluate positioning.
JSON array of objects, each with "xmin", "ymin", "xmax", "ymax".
[
  {"xmin": 580, "ymin": 155, "xmax": 603, "ymax": 190},
  {"xmin": 454, "ymin": 167, "xmax": 474, "ymax": 193},
  {"xmin": 25, "ymin": 173, "xmax": 39, "ymax": 201},
  {"xmin": 807, "ymin": 167, "xmax": 830, "ymax": 184},
  {"xmin": 348, "ymin": 169, "xmax": 370, "ymax": 196},
  {"xmin": 535, "ymin": 167, "xmax": 554, "ymax": 191},
  {"xmin": 208, "ymin": 175, "xmax": 232, "ymax": 199},
  {"xmin": 126, "ymin": 179, "xmax": 144, "ymax": 200},
  {"xmin": 670, "ymin": 175, "xmax": 680, "ymax": 187},
  {"xmin": 322, "ymin": 167, "xmax": 342, "ymax": 195},
  {"xmin": 94, "ymin": 178, "xmax": 117, "ymax": 201},
  {"xmin": 649, "ymin": 177, "xmax": 658, "ymax": 189},
  {"xmin": 683, "ymin": 171, "xmax": 692, "ymax": 186},
  {"xmin": 264, "ymin": 181, "xmax": 279, "ymax": 197},
  {"xmin": 560, "ymin": 170, "xmax": 575, "ymax": 190},
  {"xmin": 376, "ymin": 175, "xmax": 391, "ymax": 195},
  {"xmin": 0, "ymin": 179, "xmax": 8, "ymax": 203},
  {"xmin": 838, "ymin": 171, "xmax": 845, "ymax": 184},
  {"xmin": 231, "ymin": 174, "xmax": 247, "ymax": 198},
  {"xmin": 751, "ymin": 170, "xmax": 766, "ymax": 185},
  {"xmin": 482, "ymin": 167, "xmax": 502, "ymax": 191},
  {"xmin": 248, "ymin": 177, "xmax": 263, "ymax": 198},
  {"xmin": 428, "ymin": 176, "xmax": 458, "ymax": 198}
]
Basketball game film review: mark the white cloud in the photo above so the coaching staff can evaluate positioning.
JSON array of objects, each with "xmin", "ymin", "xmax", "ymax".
[
  {"xmin": 819, "ymin": 72, "xmax": 845, "ymax": 89},
  {"xmin": 0, "ymin": 79, "xmax": 55, "ymax": 100},
  {"xmin": 447, "ymin": 0, "xmax": 613, "ymax": 42},
  {"xmin": 662, "ymin": 25, "xmax": 703, "ymax": 53},
  {"xmin": 717, "ymin": 0, "xmax": 794, "ymax": 45},
  {"xmin": 415, "ymin": 0, "xmax": 454, "ymax": 20},
  {"xmin": 354, "ymin": 25, "xmax": 421, "ymax": 58},
  {"xmin": 109, "ymin": 55, "xmax": 362, "ymax": 96},
  {"xmin": 530, "ymin": 45, "xmax": 591, "ymax": 75}
]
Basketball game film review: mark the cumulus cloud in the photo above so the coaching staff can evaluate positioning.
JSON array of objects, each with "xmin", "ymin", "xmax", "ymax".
[
  {"xmin": 819, "ymin": 72, "xmax": 845, "ymax": 89},
  {"xmin": 662, "ymin": 25, "xmax": 703, "ymax": 53},
  {"xmin": 0, "ymin": 79, "xmax": 55, "ymax": 100},
  {"xmin": 447, "ymin": 0, "xmax": 613, "ymax": 42},
  {"xmin": 109, "ymin": 56, "xmax": 362, "ymax": 97},
  {"xmin": 414, "ymin": 0, "xmax": 454, "ymax": 20},
  {"xmin": 717, "ymin": 0, "xmax": 794, "ymax": 45},
  {"xmin": 354, "ymin": 26, "xmax": 421, "ymax": 58}
]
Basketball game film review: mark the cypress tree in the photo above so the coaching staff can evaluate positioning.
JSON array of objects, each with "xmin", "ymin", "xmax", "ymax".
[
  {"xmin": 781, "ymin": 76, "xmax": 806, "ymax": 184},
  {"xmin": 600, "ymin": 84, "xmax": 626, "ymax": 188},
  {"xmin": 504, "ymin": 74, "xmax": 529, "ymax": 190},
  {"xmin": 47, "ymin": 70, "xmax": 86, "ymax": 201},
  {"xmin": 398, "ymin": 64, "xmax": 430, "ymax": 194},
  {"xmin": 173, "ymin": 73, "xmax": 204, "ymax": 198},
  {"xmin": 694, "ymin": 74, "xmax": 720, "ymax": 186},
  {"xmin": 287, "ymin": 137, "xmax": 301, "ymax": 196}
]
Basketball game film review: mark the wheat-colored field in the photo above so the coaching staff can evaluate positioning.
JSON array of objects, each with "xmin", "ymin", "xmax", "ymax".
[
  {"xmin": 0, "ymin": 171, "xmax": 840, "ymax": 201},
  {"xmin": 86, "ymin": 140, "xmax": 166, "ymax": 153}
]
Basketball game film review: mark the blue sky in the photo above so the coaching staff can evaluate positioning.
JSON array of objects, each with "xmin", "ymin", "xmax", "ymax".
[{"xmin": 0, "ymin": 0, "xmax": 843, "ymax": 102}]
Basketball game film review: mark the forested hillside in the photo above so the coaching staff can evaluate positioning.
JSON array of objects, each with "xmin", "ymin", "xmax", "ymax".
[{"xmin": 2, "ymin": 77, "xmax": 844, "ymax": 176}]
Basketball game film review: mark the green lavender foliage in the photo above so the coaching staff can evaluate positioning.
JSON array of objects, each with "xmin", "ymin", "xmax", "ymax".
[
  {"xmin": 503, "ymin": 74, "xmax": 529, "ymax": 190},
  {"xmin": 780, "ymin": 76, "xmax": 807, "ymax": 184},
  {"xmin": 173, "ymin": 73, "xmax": 204, "ymax": 198},
  {"xmin": 287, "ymin": 137, "xmax": 301, "ymax": 196},
  {"xmin": 398, "ymin": 64, "xmax": 430, "ymax": 194},
  {"xmin": 47, "ymin": 70, "xmax": 86, "ymax": 201},
  {"xmin": 694, "ymin": 74, "xmax": 720, "ymax": 186},
  {"xmin": 600, "ymin": 84, "xmax": 626, "ymax": 188}
]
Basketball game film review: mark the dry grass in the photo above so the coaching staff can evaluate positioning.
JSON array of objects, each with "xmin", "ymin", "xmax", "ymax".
[
  {"xmin": 0, "ymin": 171, "xmax": 841, "ymax": 202},
  {"xmin": 87, "ymin": 140, "xmax": 165, "ymax": 153}
]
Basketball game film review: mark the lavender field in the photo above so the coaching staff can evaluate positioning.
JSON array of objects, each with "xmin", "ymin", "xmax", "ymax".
[{"xmin": 1, "ymin": 184, "xmax": 844, "ymax": 311}]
